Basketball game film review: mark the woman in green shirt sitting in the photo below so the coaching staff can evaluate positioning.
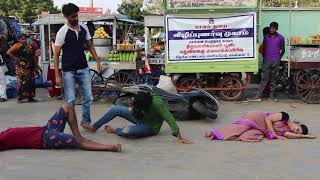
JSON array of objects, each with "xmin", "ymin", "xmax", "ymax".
[{"xmin": 82, "ymin": 91, "xmax": 193, "ymax": 144}]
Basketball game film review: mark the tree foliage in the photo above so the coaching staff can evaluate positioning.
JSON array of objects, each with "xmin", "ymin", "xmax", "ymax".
[
  {"xmin": 0, "ymin": 0, "xmax": 59, "ymax": 23},
  {"xmin": 262, "ymin": 0, "xmax": 320, "ymax": 7},
  {"xmin": 144, "ymin": 0, "xmax": 164, "ymax": 15},
  {"xmin": 117, "ymin": 0, "xmax": 144, "ymax": 21},
  {"xmin": 117, "ymin": 0, "xmax": 165, "ymax": 21}
]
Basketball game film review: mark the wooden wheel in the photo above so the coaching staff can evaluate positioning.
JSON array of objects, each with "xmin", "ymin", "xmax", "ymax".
[
  {"xmin": 296, "ymin": 70, "xmax": 320, "ymax": 104},
  {"xmin": 218, "ymin": 75, "xmax": 243, "ymax": 101},
  {"xmin": 293, "ymin": 70, "xmax": 303, "ymax": 85},
  {"xmin": 89, "ymin": 69, "xmax": 104, "ymax": 99},
  {"xmin": 89, "ymin": 69, "xmax": 104, "ymax": 85},
  {"xmin": 106, "ymin": 71, "xmax": 135, "ymax": 88},
  {"xmin": 176, "ymin": 77, "xmax": 200, "ymax": 92}
]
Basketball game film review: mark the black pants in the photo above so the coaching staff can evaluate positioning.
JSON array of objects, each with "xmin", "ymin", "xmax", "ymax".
[{"xmin": 256, "ymin": 61, "xmax": 280, "ymax": 98}]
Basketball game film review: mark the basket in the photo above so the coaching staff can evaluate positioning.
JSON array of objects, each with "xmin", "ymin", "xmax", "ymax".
[{"xmin": 93, "ymin": 38, "xmax": 112, "ymax": 46}]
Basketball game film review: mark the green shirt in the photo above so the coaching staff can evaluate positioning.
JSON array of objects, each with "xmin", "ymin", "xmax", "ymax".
[{"xmin": 142, "ymin": 94, "xmax": 180, "ymax": 137}]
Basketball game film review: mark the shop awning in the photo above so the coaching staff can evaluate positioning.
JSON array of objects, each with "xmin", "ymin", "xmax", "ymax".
[{"xmin": 32, "ymin": 14, "xmax": 142, "ymax": 25}]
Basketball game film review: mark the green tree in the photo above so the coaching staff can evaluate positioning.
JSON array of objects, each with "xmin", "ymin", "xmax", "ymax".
[
  {"xmin": 144, "ymin": 0, "xmax": 164, "ymax": 15},
  {"xmin": 262, "ymin": 0, "xmax": 320, "ymax": 7},
  {"xmin": 0, "ymin": 0, "xmax": 59, "ymax": 23},
  {"xmin": 117, "ymin": 0, "xmax": 144, "ymax": 21}
]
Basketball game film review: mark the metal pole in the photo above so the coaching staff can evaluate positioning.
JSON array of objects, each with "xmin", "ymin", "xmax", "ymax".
[
  {"xmin": 89, "ymin": 0, "xmax": 93, "ymax": 8},
  {"xmin": 259, "ymin": 0, "xmax": 262, "ymax": 51},
  {"xmin": 288, "ymin": 0, "xmax": 292, "ymax": 77},
  {"xmin": 48, "ymin": 11, "xmax": 51, "ymax": 61},
  {"xmin": 113, "ymin": 19, "xmax": 117, "ymax": 46},
  {"xmin": 259, "ymin": 0, "xmax": 262, "ymax": 29},
  {"xmin": 144, "ymin": 27, "xmax": 149, "ymax": 53}
]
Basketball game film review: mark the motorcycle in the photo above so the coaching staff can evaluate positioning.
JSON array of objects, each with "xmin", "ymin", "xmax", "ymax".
[{"xmin": 114, "ymin": 84, "xmax": 219, "ymax": 120}]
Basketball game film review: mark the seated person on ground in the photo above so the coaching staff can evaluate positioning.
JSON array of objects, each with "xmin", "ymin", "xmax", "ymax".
[
  {"xmin": 82, "ymin": 91, "xmax": 193, "ymax": 144},
  {"xmin": 0, "ymin": 104, "xmax": 121, "ymax": 152}
]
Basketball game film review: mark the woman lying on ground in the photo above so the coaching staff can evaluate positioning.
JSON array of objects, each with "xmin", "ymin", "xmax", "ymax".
[
  {"xmin": 0, "ymin": 104, "xmax": 121, "ymax": 152},
  {"xmin": 82, "ymin": 91, "xmax": 193, "ymax": 144},
  {"xmin": 205, "ymin": 111, "xmax": 316, "ymax": 142}
]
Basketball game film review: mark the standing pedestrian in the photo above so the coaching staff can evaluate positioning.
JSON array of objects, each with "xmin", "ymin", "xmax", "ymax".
[
  {"xmin": 248, "ymin": 22, "xmax": 285, "ymax": 102},
  {"xmin": 53, "ymin": 3, "xmax": 102, "ymax": 127},
  {"xmin": 7, "ymin": 34, "xmax": 39, "ymax": 103},
  {"xmin": 0, "ymin": 51, "xmax": 7, "ymax": 102}
]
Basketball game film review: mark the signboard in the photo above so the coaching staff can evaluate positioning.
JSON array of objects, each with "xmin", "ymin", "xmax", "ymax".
[
  {"xmin": 79, "ymin": 7, "xmax": 103, "ymax": 15},
  {"xmin": 166, "ymin": 13, "xmax": 256, "ymax": 63},
  {"xmin": 149, "ymin": 57, "xmax": 165, "ymax": 64},
  {"xmin": 166, "ymin": 0, "xmax": 257, "ymax": 10}
]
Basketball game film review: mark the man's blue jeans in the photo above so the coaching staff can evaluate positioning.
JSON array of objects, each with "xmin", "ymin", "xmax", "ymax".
[
  {"xmin": 93, "ymin": 105, "xmax": 156, "ymax": 138},
  {"xmin": 62, "ymin": 67, "xmax": 93, "ymax": 124}
]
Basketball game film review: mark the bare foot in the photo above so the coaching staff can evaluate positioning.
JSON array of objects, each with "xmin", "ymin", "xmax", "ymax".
[
  {"xmin": 104, "ymin": 125, "xmax": 116, "ymax": 134},
  {"xmin": 81, "ymin": 123, "xmax": 96, "ymax": 133},
  {"xmin": 205, "ymin": 131, "xmax": 212, "ymax": 138}
]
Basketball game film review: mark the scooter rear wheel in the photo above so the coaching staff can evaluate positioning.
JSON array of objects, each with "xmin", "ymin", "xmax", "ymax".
[{"xmin": 192, "ymin": 101, "xmax": 218, "ymax": 119}]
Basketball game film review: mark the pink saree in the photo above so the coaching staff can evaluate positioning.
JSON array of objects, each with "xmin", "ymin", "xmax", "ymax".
[{"xmin": 210, "ymin": 111, "xmax": 291, "ymax": 142}]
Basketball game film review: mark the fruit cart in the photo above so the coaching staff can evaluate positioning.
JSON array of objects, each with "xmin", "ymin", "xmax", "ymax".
[
  {"xmin": 163, "ymin": 0, "xmax": 259, "ymax": 101},
  {"xmin": 280, "ymin": 44, "xmax": 320, "ymax": 104},
  {"xmin": 89, "ymin": 42, "xmax": 145, "ymax": 99}
]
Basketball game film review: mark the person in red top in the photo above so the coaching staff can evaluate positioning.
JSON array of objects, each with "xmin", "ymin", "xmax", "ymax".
[{"xmin": 0, "ymin": 104, "xmax": 121, "ymax": 152}]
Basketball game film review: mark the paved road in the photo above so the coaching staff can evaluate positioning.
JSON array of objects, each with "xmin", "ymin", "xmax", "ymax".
[{"xmin": 0, "ymin": 89, "xmax": 319, "ymax": 180}]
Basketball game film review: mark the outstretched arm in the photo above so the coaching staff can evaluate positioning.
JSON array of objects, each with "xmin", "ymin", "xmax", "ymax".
[
  {"xmin": 284, "ymin": 132, "xmax": 316, "ymax": 139},
  {"xmin": 155, "ymin": 98, "xmax": 193, "ymax": 144}
]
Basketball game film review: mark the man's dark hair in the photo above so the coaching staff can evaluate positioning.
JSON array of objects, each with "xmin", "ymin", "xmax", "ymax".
[
  {"xmin": 270, "ymin": 22, "xmax": 279, "ymax": 29},
  {"xmin": 300, "ymin": 124, "xmax": 308, "ymax": 135},
  {"xmin": 62, "ymin": 3, "xmax": 79, "ymax": 17}
]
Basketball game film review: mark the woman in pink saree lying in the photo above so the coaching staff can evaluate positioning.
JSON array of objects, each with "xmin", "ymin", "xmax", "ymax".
[{"xmin": 205, "ymin": 111, "xmax": 316, "ymax": 142}]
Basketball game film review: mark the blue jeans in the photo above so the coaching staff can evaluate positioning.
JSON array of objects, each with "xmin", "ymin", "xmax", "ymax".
[
  {"xmin": 93, "ymin": 105, "xmax": 156, "ymax": 138},
  {"xmin": 62, "ymin": 67, "xmax": 93, "ymax": 124}
]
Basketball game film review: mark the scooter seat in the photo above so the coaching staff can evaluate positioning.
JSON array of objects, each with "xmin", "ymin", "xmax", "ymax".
[{"xmin": 151, "ymin": 86, "xmax": 182, "ymax": 100}]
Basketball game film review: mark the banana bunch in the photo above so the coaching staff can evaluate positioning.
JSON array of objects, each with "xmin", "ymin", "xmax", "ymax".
[
  {"xmin": 93, "ymin": 27, "xmax": 110, "ymax": 38},
  {"xmin": 108, "ymin": 51, "xmax": 138, "ymax": 62}
]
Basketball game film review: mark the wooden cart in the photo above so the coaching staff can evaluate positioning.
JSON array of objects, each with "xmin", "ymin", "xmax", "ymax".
[{"xmin": 280, "ymin": 46, "xmax": 320, "ymax": 104}]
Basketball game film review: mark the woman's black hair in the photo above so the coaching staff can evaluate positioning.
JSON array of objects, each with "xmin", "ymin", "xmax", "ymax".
[
  {"xmin": 62, "ymin": 3, "xmax": 79, "ymax": 17},
  {"xmin": 300, "ymin": 124, "xmax": 308, "ymax": 135},
  {"xmin": 132, "ymin": 91, "xmax": 153, "ymax": 118},
  {"xmin": 280, "ymin": 112, "xmax": 289, "ymax": 121}
]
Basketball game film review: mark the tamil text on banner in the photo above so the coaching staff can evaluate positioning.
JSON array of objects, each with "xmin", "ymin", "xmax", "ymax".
[{"xmin": 166, "ymin": 13, "xmax": 257, "ymax": 63}]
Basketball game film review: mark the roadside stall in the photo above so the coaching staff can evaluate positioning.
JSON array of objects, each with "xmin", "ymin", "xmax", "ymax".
[
  {"xmin": 144, "ymin": 15, "xmax": 165, "ymax": 64},
  {"xmin": 163, "ymin": 0, "xmax": 259, "ymax": 101},
  {"xmin": 260, "ymin": 7, "xmax": 320, "ymax": 104},
  {"xmin": 33, "ymin": 13, "xmax": 143, "ymax": 98},
  {"xmin": 259, "ymin": 6, "xmax": 320, "ymax": 104},
  {"xmin": 143, "ymin": 15, "xmax": 166, "ymax": 85}
]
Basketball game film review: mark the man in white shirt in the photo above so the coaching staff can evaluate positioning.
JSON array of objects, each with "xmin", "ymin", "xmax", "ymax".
[{"xmin": 53, "ymin": 3, "xmax": 101, "ymax": 127}]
